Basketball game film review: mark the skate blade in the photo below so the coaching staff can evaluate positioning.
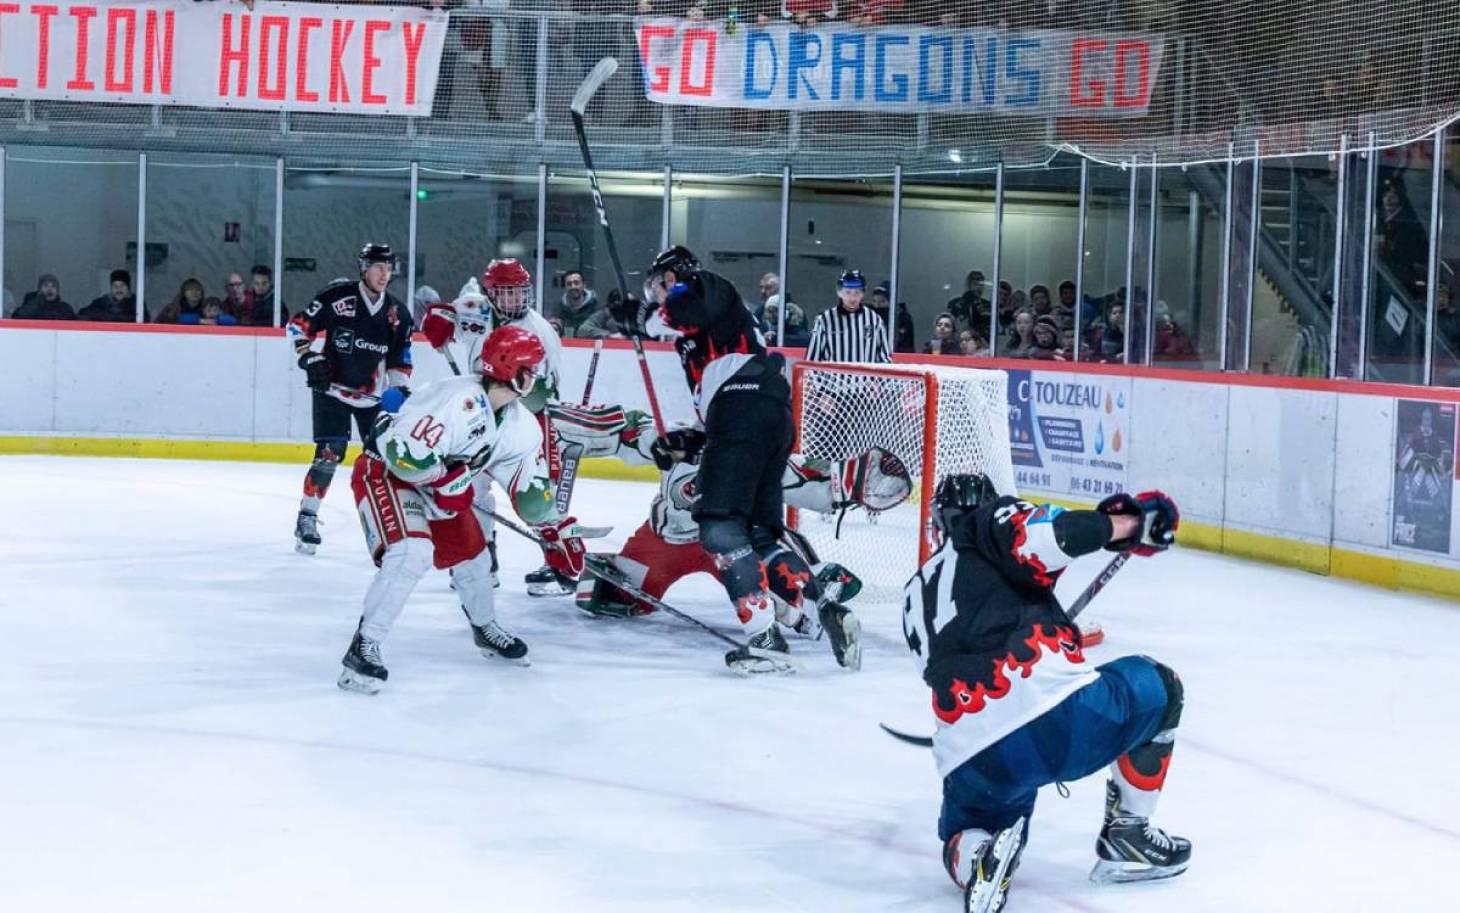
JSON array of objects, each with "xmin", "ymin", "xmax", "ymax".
[
  {"xmin": 1088, "ymin": 859, "xmax": 1188, "ymax": 886},
  {"xmin": 295, "ymin": 540, "xmax": 318, "ymax": 555},
  {"xmin": 337, "ymin": 668, "xmax": 382, "ymax": 694},
  {"xmin": 965, "ymin": 816, "xmax": 1025, "ymax": 913},
  {"xmin": 526, "ymin": 583, "xmax": 573, "ymax": 598},
  {"xmin": 478, "ymin": 647, "xmax": 531, "ymax": 667}
]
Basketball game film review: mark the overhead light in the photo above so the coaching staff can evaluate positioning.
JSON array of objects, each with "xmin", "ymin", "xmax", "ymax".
[{"xmin": 948, "ymin": 149, "xmax": 963, "ymax": 164}]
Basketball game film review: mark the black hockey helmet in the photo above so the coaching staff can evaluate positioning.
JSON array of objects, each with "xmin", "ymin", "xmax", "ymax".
[
  {"xmin": 648, "ymin": 245, "xmax": 700, "ymax": 282},
  {"xmin": 838, "ymin": 269, "xmax": 866, "ymax": 289},
  {"xmin": 358, "ymin": 242, "xmax": 397, "ymax": 275},
  {"xmin": 931, "ymin": 473, "xmax": 999, "ymax": 539}
]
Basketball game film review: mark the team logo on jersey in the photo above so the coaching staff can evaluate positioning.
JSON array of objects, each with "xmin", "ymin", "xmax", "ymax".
[
  {"xmin": 333, "ymin": 328, "xmax": 355, "ymax": 352},
  {"xmin": 332, "ymin": 299, "xmax": 357, "ymax": 317}
]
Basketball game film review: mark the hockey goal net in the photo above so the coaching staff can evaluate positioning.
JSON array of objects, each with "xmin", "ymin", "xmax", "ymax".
[{"xmin": 788, "ymin": 361, "xmax": 1017, "ymax": 604}]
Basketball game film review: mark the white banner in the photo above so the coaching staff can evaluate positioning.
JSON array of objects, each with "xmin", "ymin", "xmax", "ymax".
[
  {"xmin": 635, "ymin": 18, "xmax": 1164, "ymax": 116},
  {"xmin": 0, "ymin": 1, "xmax": 446, "ymax": 116},
  {"xmin": 1006, "ymin": 368, "xmax": 1132, "ymax": 498}
]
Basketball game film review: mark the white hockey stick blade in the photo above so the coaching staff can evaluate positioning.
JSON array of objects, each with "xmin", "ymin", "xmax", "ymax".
[{"xmin": 571, "ymin": 57, "xmax": 619, "ymax": 115}]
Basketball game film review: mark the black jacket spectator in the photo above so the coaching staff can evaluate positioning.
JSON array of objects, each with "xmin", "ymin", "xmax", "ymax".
[
  {"xmin": 547, "ymin": 272, "xmax": 602, "ymax": 338},
  {"xmin": 14, "ymin": 274, "xmax": 75, "ymax": 320},
  {"xmin": 922, "ymin": 311, "xmax": 958, "ymax": 355},
  {"xmin": 236, "ymin": 266, "xmax": 287, "ymax": 326},
  {"xmin": 1028, "ymin": 315, "xmax": 1065, "ymax": 361},
  {"xmin": 78, "ymin": 270, "xmax": 147, "ymax": 322},
  {"xmin": 946, "ymin": 269, "xmax": 987, "ymax": 329}
]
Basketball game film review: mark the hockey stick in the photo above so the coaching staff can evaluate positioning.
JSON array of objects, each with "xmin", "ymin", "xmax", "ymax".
[
  {"xmin": 327, "ymin": 383, "xmax": 381, "ymax": 405},
  {"xmin": 570, "ymin": 57, "xmax": 667, "ymax": 438},
  {"xmin": 552, "ymin": 339, "xmax": 603, "ymax": 516},
  {"xmin": 487, "ymin": 509, "xmax": 613, "ymax": 544},
  {"xmin": 878, "ymin": 550, "xmax": 1134, "ymax": 749},
  {"xmin": 581, "ymin": 554, "xmax": 750, "ymax": 651},
  {"xmin": 437, "ymin": 344, "xmax": 463, "ymax": 377}
]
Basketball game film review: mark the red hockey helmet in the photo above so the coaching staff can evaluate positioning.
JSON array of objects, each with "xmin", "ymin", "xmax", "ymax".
[
  {"xmin": 482, "ymin": 258, "xmax": 534, "ymax": 321},
  {"xmin": 480, "ymin": 325, "xmax": 545, "ymax": 395}
]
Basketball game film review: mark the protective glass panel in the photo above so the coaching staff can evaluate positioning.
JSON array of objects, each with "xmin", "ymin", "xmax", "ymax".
[{"xmin": 898, "ymin": 171, "xmax": 998, "ymax": 357}]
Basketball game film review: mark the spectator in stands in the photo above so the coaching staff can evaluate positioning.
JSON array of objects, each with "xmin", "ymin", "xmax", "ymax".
[
  {"xmin": 946, "ymin": 268, "xmax": 986, "ymax": 330},
  {"xmin": 155, "ymin": 278, "xmax": 207, "ymax": 324},
  {"xmin": 14, "ymin": 274, "xmax": 75, "ymax": 320},
  {"xmin": 922, "ymin": 311, "xmax": 958, "ymax": 355},
  {"xmin": 1376, "ymin": 178, "xmax": 1428, "ymax": 297},
  {"xmin": 548, "ymin": 270, "xmax": 602, "ymax": 337},
  {"xmin": 461, "ymin": 1, "xmax": 509, "ymax": 121},
  {"xmin": 847, "ymin": 0, "xmax": 906, "ymax": 25},
  {"xmin": 1029, "ymin": 283, "xmax": 1052, "ymax": 317},
  {"xmin": 782, "ymin": 0, "xmax": 837, "ymax": 26},
  {"xmin": 869, "ymin": 281, "xmax": 915, "ymax": 352},
  {"xmin": 1097, "ymin": 302, "xmax": 1126, "ymax": 361},
  {"xmin": 996, "ymin": 280, "xmax": 1014, "ymax": 327},
  {"xmin": 1055, "ymin": 279, "xmax": 1078, "ymax": 331},
  {"xmin": 765, "ymin": 298, "xmax": 810, "ymax": 347},
  {"xmin": 756, "ymin": 272, "xmax": 781, "ymax": 324},
  {"xmin": 79, "ymin": 269, "xmax": 146, "ymax": 323},
  {"xmin": 1432, "ymin": 283, "xmax": 1460, "ymax": 385},
  {"xmin": 1011, "ymin": 287, "xmax": 1029, "ymax": 315},
  {"xmin": 1029, "ymin": 314, "xmax": 1065, "ymax": 361},
  {"xmin": 578, "ymin": 288, "xmax": 627, "ymax": 340},
  {"xmin": 221, "ymin": 271, "xmax": 252, "ymax": 319},
  {"xmin": 237, "ymin": 265, "xmax": 286, "ymax": 326},
  {"xmin": 1060, "ymin": 327, "xmax": 1078, "ymax": 358},
  {"xmin": 547, "ymin": 315, "xmax": 567, "ymax": 338},
  {"xmin": 959, "ymin": 328, "xmax": 990, "ymax": 358},
  {"xmin": 199, "ymin": 297, "xmax": 236, "ymax": 326},
  {"xmin": 1007, "ymin": 308, "xmax": 1037, "ymax": 357},
  {"xmin": 1152, "ymin": 301, "xmax": 1196, "ymax": 359}
]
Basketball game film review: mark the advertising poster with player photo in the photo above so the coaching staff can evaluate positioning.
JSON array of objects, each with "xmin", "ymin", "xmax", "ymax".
[
  {"xmin": 1391, "ymin": 399, "xmax": 1457, "ymax": 554},
  {"xmin": 1006, "ymin": 369, "xmax": 1131, "ymax": 500}
]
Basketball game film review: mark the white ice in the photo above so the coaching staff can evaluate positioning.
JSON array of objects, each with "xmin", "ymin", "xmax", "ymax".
[{"xmin": 2, "ymin": 455, "xmax": 1457, "ymax": 913}]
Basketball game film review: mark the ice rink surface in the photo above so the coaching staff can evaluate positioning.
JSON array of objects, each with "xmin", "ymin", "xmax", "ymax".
[{"xmin": 3, "ymin": 455, "xmax": 1458, "ymax": 913}]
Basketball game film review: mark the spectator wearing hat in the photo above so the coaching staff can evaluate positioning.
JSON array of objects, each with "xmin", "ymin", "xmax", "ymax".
[
  {"xmin": 765, "ymin": 297, "xmax": 810, "ymax": 347},
  {"xmin": 14, "ymin": 274, "xmax": 75, "ymax": 320},
  {"xmin": 79, "ymin": 269, "xmax": 147, "ymax": 322},
  {"xmin": 805, "ymin": 268, "xmax": 892, "ymax": 363},
  {"xmin": 946, "ymin": 268, "xmax": 987, "ymax": 329},
  {"xmin": 1029, "ymin": 314, "xmax": 1065, "ymax": 361}
]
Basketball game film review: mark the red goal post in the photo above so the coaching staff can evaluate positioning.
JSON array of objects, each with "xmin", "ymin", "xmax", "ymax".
[{"xmin": 787, "ymin": 360, "xmax": 1017, "ymax": 603}]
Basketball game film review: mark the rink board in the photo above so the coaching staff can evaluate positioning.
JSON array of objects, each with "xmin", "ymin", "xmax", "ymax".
[{"xmin": 2, "ymin": 322, "xmax": 1459, "ymax": 600}]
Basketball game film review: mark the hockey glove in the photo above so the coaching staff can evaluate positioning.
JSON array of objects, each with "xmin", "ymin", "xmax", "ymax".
[
  {"xmin": 421, "ymin": 301, "xmax": 459, "ymax": 350},
  {"xmin": 650, "ymin": 428, "xmax": 707, "ymax": 471},
  {"xmin": 429, "ymin": 464, "xmax": 475, "ymax": 514},
  {"xmin": 537, "ymin": 516, "xmax": 588, "ymax": 580},
  {"xmin": 298, "ymin": 350, "xmax": 331, "ymax": 392},
  {"xmin": 1098, "ymin": 490, "xmax": 1179, "ymax": 556},
  {"xmin": 608, "ymin": 291, "xmax": 647, "ymax": 337}
]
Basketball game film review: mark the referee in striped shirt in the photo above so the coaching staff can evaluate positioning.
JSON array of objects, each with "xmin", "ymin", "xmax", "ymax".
[{"xmin": 805, "ymin": 269, "xmax": 893, "ymax": 363}]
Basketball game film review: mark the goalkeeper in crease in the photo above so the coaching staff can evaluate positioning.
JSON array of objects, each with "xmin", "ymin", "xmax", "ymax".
[{"xmin": 548, "ymin": 399, "xmax": 915, "ymax": 671}]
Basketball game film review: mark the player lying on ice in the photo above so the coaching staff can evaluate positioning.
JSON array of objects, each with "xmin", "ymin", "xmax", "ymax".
[
  {"xmin": 337, "ymin": 325, "xmax": 589, "ymax": 694},
  {"xmin": 903, "ymin": 474, "xmax": 1188, "ymax": 912},
  {"xmin": 548, "ymin": 400, "xmax": 916, "ymax": 672}
]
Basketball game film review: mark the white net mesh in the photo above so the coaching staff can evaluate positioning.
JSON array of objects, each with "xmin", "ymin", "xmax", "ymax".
[{"xmin": 790, "ymin": 361, "xmax": 1016, "ymax": 605}]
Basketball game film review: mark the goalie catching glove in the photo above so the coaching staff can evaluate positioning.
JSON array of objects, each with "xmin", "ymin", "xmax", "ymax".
[
  {"xmin": 836, "ymin": 446, "xmax": 913, "ymax": 512},
  {"xmin": 1098, "ymin": 490, "xmax": 1179, "ymax": 556},
  {"xmin": 537, "ymin": 516, "xmax": 589, "ymax": 579}
]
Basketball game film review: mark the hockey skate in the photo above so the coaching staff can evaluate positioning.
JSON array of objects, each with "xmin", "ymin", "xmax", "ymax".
[
  {"xmin": 1090, "ymin": 782, "xmax": 1191, "ymax": 885},
  {"xmin": 958, "ymin": 818, "xmax": 1026, "ymax": 913},
  {"xmin": 818, "ymin": 602, "xmax": 862, "ymax": 671},
  {"xmin": 338, "ymin": 627, "xmax": 387, "ymax": 694},
  {"xmin": 525, "ymin": 562, "xmax": 574, "ymax": 597},
  {"xmin": 724, "ymin": 625, "xmax": 796, "ymax": 676},
  {"xmin": 294, "ymin": 509, "xmax": 322, "ymax": 555},
  {"xmin": 471, "ymin": 620, "xmax": 530, "ymax": 666}
]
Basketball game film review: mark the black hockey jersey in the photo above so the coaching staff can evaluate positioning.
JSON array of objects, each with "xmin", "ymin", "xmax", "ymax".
[
  {"xmin": 901, "ymin": 496, "xmax": 1114, "ymax": 777},
  {"xmin": 288, "ymin": 280, "xmax": 414, "ymax": 401}
]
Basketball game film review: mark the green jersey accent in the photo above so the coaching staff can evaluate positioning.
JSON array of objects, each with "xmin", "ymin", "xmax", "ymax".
[{"xmin": 513, "ymin": 478, "xmax": 558, "ymax": 524}]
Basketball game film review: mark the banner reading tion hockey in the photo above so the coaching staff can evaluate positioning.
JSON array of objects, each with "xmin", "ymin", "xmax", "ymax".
[
  {"xmin": 1006, "ymin": 369, "xmax": 1131, "ymax": 499},
  {"xmin": 635, "ymin": 18, "xmax": 1163, "ymax": 115},
  {"xmin": 0, "ymin": 1, "xmax": 447, "ymax": 116}
]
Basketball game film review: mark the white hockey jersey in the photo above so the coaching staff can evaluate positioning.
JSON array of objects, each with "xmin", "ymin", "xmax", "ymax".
[
  {"xmin": 451, "ymin": 277, "xmax": 563, "ymax": 409},
  {"xmin": 374, "ymin": 376, "xmax": 556, "ymax": 524}
]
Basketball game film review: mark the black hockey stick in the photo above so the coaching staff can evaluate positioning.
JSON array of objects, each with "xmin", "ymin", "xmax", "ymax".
[
  {"xmin": 878, "ymin": 550, "xmax": 1134, "ymax": 749},
  {"xmin": 581, "ymin": 554, "xmax": 753, "ymax": 652},
  {"xmin": 570, "ymin": 57, "xmax": 667, "ymax": 438}
]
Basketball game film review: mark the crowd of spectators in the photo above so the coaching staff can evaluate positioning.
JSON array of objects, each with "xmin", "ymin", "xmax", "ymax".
[{"xmin": 8, "ymin": 265, "xmax": 289, "ymax": 327}]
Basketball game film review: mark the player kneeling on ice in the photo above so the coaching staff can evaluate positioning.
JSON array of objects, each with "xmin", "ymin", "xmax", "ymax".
[
  {"xmin": 903, "ymin": 475, "xmax": 1187, "ymax": 912},
  {"xmin": 552, "ymin": 401, "xmax": 914, "ymax": 672},
  {"xmin": 338, "ymin": 325, "xmax": 588, "ymax": 694}
]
